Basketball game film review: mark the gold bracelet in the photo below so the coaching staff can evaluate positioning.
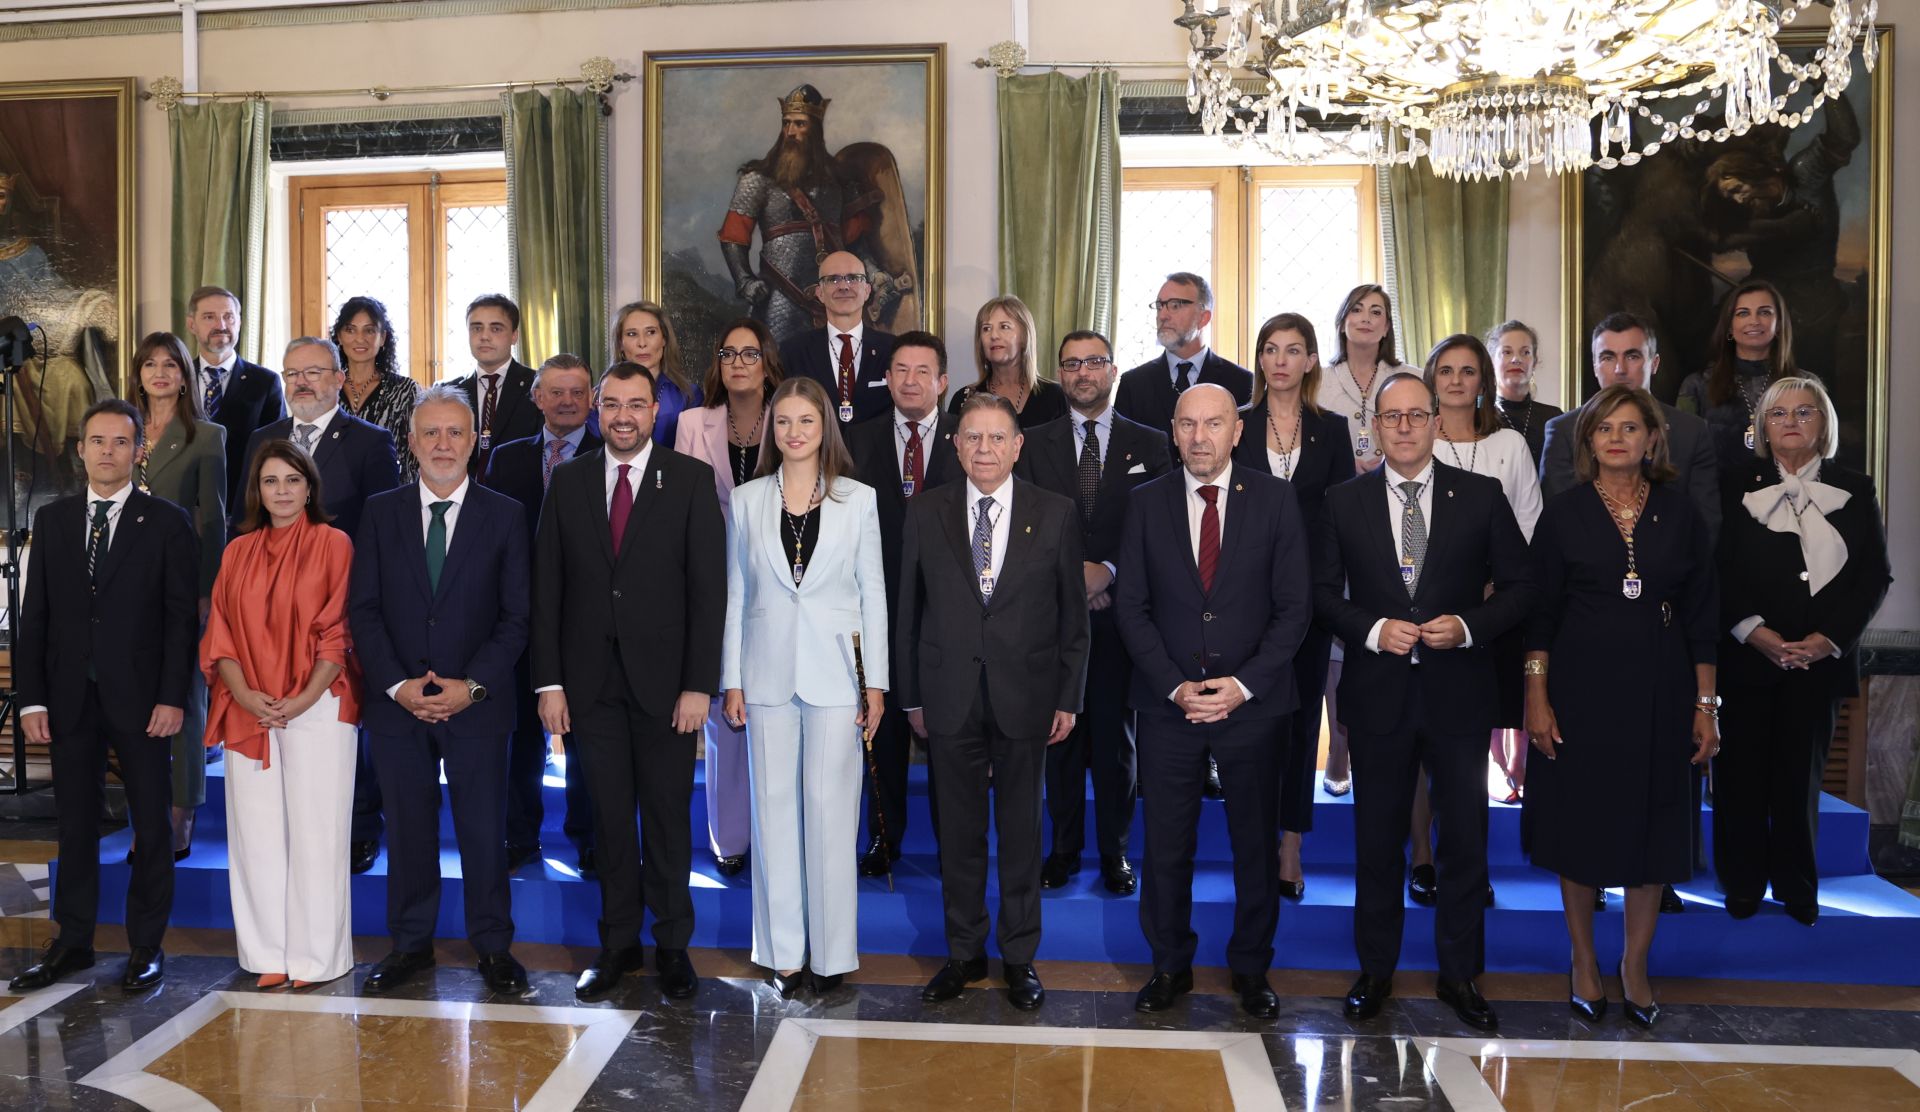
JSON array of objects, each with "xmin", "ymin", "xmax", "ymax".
[{"xmin": 1523, "ymin": 659, "xmax": 1547, "ymax": 676}]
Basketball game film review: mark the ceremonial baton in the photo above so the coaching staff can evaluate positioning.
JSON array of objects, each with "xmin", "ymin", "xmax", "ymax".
[{"xmin": 852, "ymin": 631, "xmax": 893, "ymax": 892}]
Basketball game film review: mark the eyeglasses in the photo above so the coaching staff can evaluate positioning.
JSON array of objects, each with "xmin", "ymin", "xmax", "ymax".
[
  {"xmin": 598, "ymin": 398, "xmax": 655, "ymax": 415},
  {"xmin": 1765, "ymin": 405, "xmax": 1821, "ymax": 425},
  {"xmin": 1375, "ymin": 410, "xmax": 1433, "ymax": 429},
  {"xmin": 1148, "ymin": 298, "xmax": 1196, "ymax": 313},
  {"xmin": 282, "ymin": 367, "xmax": 336, "ymax": 383},
  {"xmin": 1057, "ymin": 356, "xmax": 1114, "ymax": 372},
  {"xmin": 717, "ymin": 347, "xmax": 763, "ymax": 364},
  {"xmin": 817, "ymin": 272, "xmax": 867, "ymax": 288}
]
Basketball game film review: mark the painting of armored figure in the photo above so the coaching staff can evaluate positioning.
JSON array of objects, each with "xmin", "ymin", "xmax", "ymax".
[{"xmin": 645, "ymin": 46, "xmax": 943, "ymax": 366}]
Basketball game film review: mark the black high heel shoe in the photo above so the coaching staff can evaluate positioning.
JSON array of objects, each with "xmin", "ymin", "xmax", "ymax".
[
  {"xmin": 769, "ymin": 970, "xmax": 804, "ymax": 999},
  {"xmin": 1568, "ymin": 961, "xmax": 1607, "ymax": 1021},
  {"xmin": 1618, "ymin": 959, "xmax": 1659, "ymax": 1029}
]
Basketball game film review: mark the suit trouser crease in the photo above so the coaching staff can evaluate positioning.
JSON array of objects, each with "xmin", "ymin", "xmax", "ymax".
[
  {"xmin": 51, "ymin": 685, "xmax": 175, "ymax": 949},
  {"xmin": 704, "ymin": 699, "xmax": 752, "ymax": 857},
  {"xmin": 225, "ymin": 692, "xmax": 356, "ymax": 982},
  {"xmin": 745, "ymin": 697, "xmax": 863, "ymax": 975},
  {"xmin": 368, "ymin": 724, "xmax": 514, "ymax": 954}
]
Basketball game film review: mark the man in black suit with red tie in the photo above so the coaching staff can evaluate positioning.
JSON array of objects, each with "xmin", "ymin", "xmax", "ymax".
[
  {"xmin": 483, "ymin": 354, "xmax": 603, "ymax": 875},
  {"xmin": 1112, "ymin": 384, "xmax": 1310, "ymax": 1019},
  {"xmin": 842, "ymin": 330, "xmax": 960, "ymax": 875},
  {"xmin": 1315, "ymin": 373, "xmax": 1535, "ymax": 1032},
  {"xmin": 532, "ymin": 362, "xmax": 726, "ymax": 1002},
  {"xmin": 778, "ymin": 250, "xmax": 896, "ymax": 427},
  {"xmin": 186, "ymin": 285, "xmax": 285, "ymax": 510},
  {"xmin": 1017, "ymin": 329, "xmax": 1172, "ymax": 897},
  {"xmin": 10, "ymin": 400, "xmax": 198, "ymax": 993},
  {"xmin": 897, "ymin": 393, "xmax": 1090, "ymax": 1012},
  {"xmin": 1114, "ymin": 272, "xmax": 1253, "ymax": 445},
  {"xmin": 448, "ymin": 294, "xmax": 542, "ymax": 475}
]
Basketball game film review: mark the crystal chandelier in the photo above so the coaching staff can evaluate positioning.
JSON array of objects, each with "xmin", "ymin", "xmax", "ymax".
[{"xmin": 1177, "ymin": 0, "xmax": 1881, "ymax": 179}]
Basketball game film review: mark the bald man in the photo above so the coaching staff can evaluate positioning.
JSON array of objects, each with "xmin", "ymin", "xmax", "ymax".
[{"xmin": 777, "ymin": 250, "xmax": 897, "ymax": 426}]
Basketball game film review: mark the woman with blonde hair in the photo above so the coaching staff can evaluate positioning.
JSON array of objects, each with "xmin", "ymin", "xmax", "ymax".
[
  {"xmin": 612, "ymin": 300, "xmax": 702, "ymax": 451},
  {"xmin": 946, "ymin": 295, "xmax": 1069, "ymax": 428}
]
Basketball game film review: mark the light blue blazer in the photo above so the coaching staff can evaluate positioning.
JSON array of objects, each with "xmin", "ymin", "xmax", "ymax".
[{"xmin": 723, "ymin": 473, "xmax": 890, "ymax": 706}]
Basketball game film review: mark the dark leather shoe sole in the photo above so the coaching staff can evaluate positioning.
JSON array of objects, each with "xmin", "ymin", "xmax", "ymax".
[{"xmin": 1133, "ymin": 971, "xmax": 1194, "ymax": 1012}]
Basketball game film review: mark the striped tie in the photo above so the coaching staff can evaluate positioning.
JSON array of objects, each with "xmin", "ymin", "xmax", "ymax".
[
  {"xmin": 544, "ymin": 438, "xmax": 566, "ymax": 491},
  {"xmin": 87, "ymin": 499, "xmax": 110, "ymax": 585},
  {"xmin": 971, "ymin": 497, "xmax": 997, "ymax": 582},
  {"xmin": 1197, "ymin": 485, "xmax": 1220, "ymax": 592},
  {"xmin": 202, "ymin": 363, "xmax": 224, "ymax": 415}
]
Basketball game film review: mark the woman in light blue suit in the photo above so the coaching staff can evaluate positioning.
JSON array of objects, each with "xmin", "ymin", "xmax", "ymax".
[{"xmin": 723, "ymin": 376, "xmax": 887, "ymax": 997}]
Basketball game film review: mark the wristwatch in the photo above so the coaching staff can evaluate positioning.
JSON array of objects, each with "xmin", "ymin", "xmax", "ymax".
[{"xmin": 466, "ymin": 679, "xmax": 489, "ymax": 702}]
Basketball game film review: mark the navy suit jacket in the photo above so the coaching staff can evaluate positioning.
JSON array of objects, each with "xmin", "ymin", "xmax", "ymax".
[
  {"xmin": 1015, "ymin": 410, "xmax": 1173, "ymax": 567},
  {"xmin": 347, "ymin": 482, "xmax": 530, "ymax": 739},
  {"xmin": 449, "ymin": 360, "xmax": 542, "ymax": 472},
  {"xmin": 204, "ymin": 357, "xmax": 286, "ymax": 509},
  {"xmin": 1114, "ymin": 351, "xmax": 1253, "ymax": 443},
  {"xmin": 779, "ymin": 326, "xmax": 896, "ymax": 425},
  {"xmin": 1113, "ymin": 466, "xmax": 1311, "ymax": 721},
  {"xmin": 481, "ymin": 428, "xmax": 604, "ymax": 554},
  {"xmin": 242, "ymin": 410, "xmax": 401, "ymax": 539}
]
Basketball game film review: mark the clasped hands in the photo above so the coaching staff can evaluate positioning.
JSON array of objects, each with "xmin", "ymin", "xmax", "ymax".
[
  {"xmin": 1377, "ymin": 615, "xmax": 1466, "ymax": 655},
  {"xmin": 1747, "ymin": 626, "xmax": 1835, "ymax": 671},
  {"xmin": 1173, "ymin": 678, "xmax": 1245, "ymax": 724},
  {"xmin": 394, "ymin": 672, "xmax": 474, "ymax": 723},
  {"xmin": 231, "ymin": 686, "xmax": 316, "ymax": 731}
]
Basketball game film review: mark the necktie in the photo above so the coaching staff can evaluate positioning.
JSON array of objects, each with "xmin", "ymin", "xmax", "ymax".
[
  {"xmin": 543, "ymin": 438, "xmax": 566, "ymax": 491},
  {"xmin": 836, "ymin": 333, "xmax": 856, "ymax": 418},
  {"xmin": 1197, "ymin": 485, "xmax": 1220, "ymax": 592},
  {"xmin": 202, "ymin": 363, "xmax": 224, "ymax": 415},
  {"xmin": 609, "ymin": 463, "xmax": 633, "ymax": 557},
  {"xmin": 425, "ymin": 501, "xmax": 451, "ymax": 593},
  {"xmin": 87, "ymin": 499, "xmax": 111, "ymax": 584},
  {"xmin": 904, "ymin": 420, "xmax": 925, "ymax": 496},
  {"xmin": 481, "ymin": 373, "xmax": 500, "ymax": 438},
  {"xmin": 294, "ymin": 422, "xmax": 317, "ymax": 454},
  {"xmin": 971, "ymin": 497, "xmax": 997, "ymax": 580},
  {"xmin": 1077, "ymin": 418, "xmax": 1102, "ymax": 521},
  {"xmin": 1400, "ymin": 480, "xmax": 1427, "ymax": 597},
  {"xmin": 1175, "ymin": 361, "xmax": 1194, "ymax": 394}
]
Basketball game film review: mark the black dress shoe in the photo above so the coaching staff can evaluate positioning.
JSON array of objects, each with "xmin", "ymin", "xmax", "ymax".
[
  {"xmin": 1134, "ymin": 968, "xmax": 1194, "ymax": 1012},
  {"xmin": 574, "ymin": 946, "xmax": 642, "ymax": 1001},
  {"xmin": 575, "ymin": 846, "xmax": 597, "ymax": 879},
  {"xmin": 1436, "ymin": 977, "xmax": 1498, "ymax": 1031},
  {"xmin": 364, "ymin": 949, "xmax": 435, "ymax": 993},
  {"xmin": 770, "ymin": 969, "xmax": 804, "ymax": 999},
  {"xmin": 1344, "ymin": 974, "xmax": 1392, "ymax": 1021},
  {"xmin": 1725, "ymin": 895, "xmax": 1761, "ymax": 920},
  {"xmin": 505, "ymin": 842, "xmax": 541, "ymax": 871},
  {"xmin": 1277, "ymin": 875, "xmax": 1305, "ymax": 901},
  {"xmin": 1619, "ymin": 960, "xmax": 1660, "ymax": 1029},
  {"xmin": 1660, "ymin": 883, "xmax": 1685, "ymax": 913},
  {"xmin": 656, "ymin": 947, "xmax": 699, "ymax": 999},
  {"xmin": 121, "ymin": 947, "xmax": 165, "ymax": 991},
  {"xmin": 1407, "ymin": 864, "xmax": 1437, "ymax": 906},
  {"xmin": 714, "ymin": 855, "xmax": 747, "ymax": 877},
  {"xmin": 1230, "ymin": 972, "xmax": 1279, "ymax": 1019},
  {"xmin": 1568, "ymin": 962, "xmax": 1608, "ymax": 1022},
  {"xmin": 1485, "ymin": 883, "xmax": 1496, "ymax": 907},
  {"xmin": 1786, "ymin": 902, "xmax": 1819, "ymax": 926},
  {"xmin": 921, "ymin": 957, "xmax": 988, "ymax": 1002},
  {"xmin": 1203, "ymin": 756, "xmax": 1223, "ymax": 798},
  {"xmin": 857, "ymin": 836, "xmax": 900, "ymax": 878},
  {"xmin": 1594, "ymin": 888, "xmax": 1609, "ymax": 911},
  {"xmin": 1040, "ymin": 852, "xmax": 1080, "ymax": 890},
  {"xmin": 809, "ymin": 970, "xmax": 845, "ymax": 994},
  {"xmin": 478, "ymin": 951, "xmax": 529, "ymax": 995},
  {"xmin": 349, "ymin": 840, "xmax": 380, "ymax": 875},
  {"xmin": 9, "ymin": 940, "xmax": 95, "ymax": 991},
  {"xmin": 1101, "ymin": 856, "xmax": 1137, "ymax": 896},
  {"xmin": 1003, "ymin": 963, "xmax": 1044, "ymax": 1011}
]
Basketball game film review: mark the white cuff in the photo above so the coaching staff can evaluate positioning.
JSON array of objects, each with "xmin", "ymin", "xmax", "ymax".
[
  {"xmin": 1364, "ymin": 619, "xmax": 1386, "ymax": 653},
  {"xmin": 1458, "ymin": 618, "xmax": 1474, "ymax": 649},
  {"xmin": 1731, "ymin": 616, "xmax": 1765, "ymax": 643},
  {"xmin": 534, "ymin": 685, "xmax": 564, "ymax": 694},
  {"xmin": 385, "ymin": 682, "xmax": 403, "ymax": 700},
  {"xmin": 19, "ymin": 706, "xmax": 45, "ymax": 718}
]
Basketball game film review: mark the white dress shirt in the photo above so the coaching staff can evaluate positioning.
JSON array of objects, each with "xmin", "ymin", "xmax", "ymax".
[
  {"xmin": 1172, "ymin": 465, "xmax": 1254, "ymax": 704},
  {"xmin": 892, "ymin": 407, "xmax": 939, "ymax": 479},
  {"xmin": 21, "ymin": 482, "xmax": 134, "ymax": 718},
  {"xmin": 604, "ymin": 440, "xmax": 656, "ymax": 509},
  {"xmin": 291, "ymin": 405, "xmax": 341, "ymax": 452},
  {"xmin": 1366, "ymin": 459, "xmax": 1473, "ymax": 653},
  {"xmin": 199, "ymin": 351, "xmax": 238, "ymax": 394}
]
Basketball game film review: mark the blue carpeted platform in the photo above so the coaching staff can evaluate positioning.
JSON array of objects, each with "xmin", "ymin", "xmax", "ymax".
[{"xmin": 57, "ymin": 758, "xmax": 1920, "ymax": 984}]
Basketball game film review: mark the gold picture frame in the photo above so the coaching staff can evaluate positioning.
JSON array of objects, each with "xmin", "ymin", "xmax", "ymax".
[
  {"xmin": 1561, "ymin": 29, "xmax": 1892, "ymax": 485},
  {"xmin": 643, "ymin": 44, "xmax": 945, "ymax": 367}
]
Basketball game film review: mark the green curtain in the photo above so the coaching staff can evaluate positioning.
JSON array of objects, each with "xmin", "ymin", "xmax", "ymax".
[
  {"xmin": 504, "ymin": 87, "xmax": 608, "ymax": 369},
  {"xmin": 1387, "ymin": 166, "xmax": 1509, "ymax": 362},
  {"xmin": 997, "ymin": 70, "xmax": 1121, "ymax": 363},
  {"xmin": 169, "ymin": 100, "xmax": 269, "ymax": 360}
]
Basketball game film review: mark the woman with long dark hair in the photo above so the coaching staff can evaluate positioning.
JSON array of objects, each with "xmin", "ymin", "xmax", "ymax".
[
  {"xmin": 1677, "ymin": 280, "xmax": 1799, "ymax": 470},
  {"xmin": 330, "ymin": 296, "xmax": 423, "ymax": 479}
]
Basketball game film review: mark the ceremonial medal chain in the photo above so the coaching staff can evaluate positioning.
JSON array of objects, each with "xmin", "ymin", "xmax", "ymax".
[
  {"xmin": 1594, "ymin": 478, "xmax": 1650, "ymax": 599},
  {"xmin": 727, "ymin": 404, "xmax": 764, "ymax": 486},
  {"xmin": 1439, "ymin": 427, "xmax": 1480, "ymax": 474},
  {"xmin": 1267, "ymin": 400, "xmax": 1301, "ymax": 481}
]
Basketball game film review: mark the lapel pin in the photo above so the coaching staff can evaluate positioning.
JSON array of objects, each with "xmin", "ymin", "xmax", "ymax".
[
  {"xmin": 330, "ymin": 430, "xmax": 340, "ymax": 439},
  {"xmin": 1125, "ymin": 452, "xmax": 1133, "ymax": 461},
  {"xmin": 136, "ymin": 515, "xmax": 145, "ymax": 524},
  {"xmin": 1652, "ymin": 514, "xmax": 1659, "ymax": 522},
  {"xmin": 1235, "ymin": 483, "xmax": 1244, "ymax": 492},
  {"xmin": 655, "ymin": 470, "xmax": 663, "ymax": 489},
  {"xmin": 1446, "ymin": 490, "xmax": 1454, "ymax": 498},
  {"xmin": 1024, "ymin": 525, "xmax": 1032, "ymax": 534}
]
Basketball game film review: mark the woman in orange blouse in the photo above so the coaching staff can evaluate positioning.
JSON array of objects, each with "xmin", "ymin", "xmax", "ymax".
[{"xmin": 201, "ymin": 439, "xmax": 361, "ymax": 989}]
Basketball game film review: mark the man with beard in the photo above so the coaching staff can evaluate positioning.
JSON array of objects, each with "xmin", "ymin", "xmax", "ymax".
[
  {"xmin": 718, "ymin": 85, "xmax": 895, "ymax": 348},
  {"xmin": 1116, "ymin": 273, "xmax": 1253, "ymax": 447},
  {"xmin": 533, "ymin": 362, "xmax": 726, "ymax": 1002},
  {"xmin": 188, "ymin": 285, "xmax": 285, "ymax": 512}
]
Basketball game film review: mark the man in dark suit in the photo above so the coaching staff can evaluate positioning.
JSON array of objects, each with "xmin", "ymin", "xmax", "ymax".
[
  {"xmin": 447, "ymin": 293, "xmax": 542, "ymax": 475},
  {"xmin": 483, "ymin": 354, "xmax": 602, "ymax": 876},
  {"xmin": 187, "ymin": 284, "xmax": 286, "ymax": 511},
  {"xmin": 1114, "ymin": 272, "xmax": 1253, "ymax": 444},
  {"xmin": 10, "ymin": 400, "xmax": 197, "ymax": 992},
  {"xmin": 1111, "ymin": 384, "xmax": 1309, "ymax": 1019},
  {"xmin": 898, "ymin": 393, "xmax": 1090, "ymax": 1011},
  {"xmin": 348, "ymin": 385, "xmax": 531, "ymax": 996},
  {"xmin": 532, "ymin": 362, "xmax": 726, "ymax": 1003},
  {"xmin": 1017, "ymin": 329, "xmax": 1173, "ymax": 897},
  {"xmin": 842, "ymin": 330, "xmax": 961, "ymax": 876},
  {"xmin": 1316, "ymin": 373, "xmax": 1536, "ymax": 1032},
  {"xmin": 778, "ymin": 249, "xmax": 896, "ymax": 426}
]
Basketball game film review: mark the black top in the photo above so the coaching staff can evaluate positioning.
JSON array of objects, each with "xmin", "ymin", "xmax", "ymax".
[
  {"xmin": 726, "ymin": 441, "xmax": 758, "ymax": 490},
  {"xmin": 779, "ymin": 502, "xmax": 822, "ymax": 582},
  {"xmin": 1494, "ymin": 395, "xmax": 1563, "ymax": 465},
  {"xmin": 1676, "ymin": 360, "xmax": 1774, "ymax": 472},
  {"xmin": 947, "ymin": 378, "xmax": 1071, "ymax": 429}
]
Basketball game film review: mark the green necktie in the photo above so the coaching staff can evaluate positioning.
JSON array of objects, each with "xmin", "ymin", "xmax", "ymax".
[{"xmin": 426, "ymin": 501, "xmax": 452, "ymax": 593}]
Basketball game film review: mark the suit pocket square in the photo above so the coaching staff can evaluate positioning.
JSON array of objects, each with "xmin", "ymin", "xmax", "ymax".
[
  {"xmin": 1127, "ymin": 463, "xmax": 1147, "ymax": 474},
  {"xmin": 866, "ymin": 380, "xmax": 889, "ymax": 388}
]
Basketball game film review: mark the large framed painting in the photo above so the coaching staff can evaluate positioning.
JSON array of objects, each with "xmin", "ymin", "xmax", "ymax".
[
  {"xmin": 0, "ymin": 77, "xmax": 136, "ymax": 515},
  {"xmin": 644, "ymin": 45, "xmax": 944, "ymax": 369},
  {"xmin": 1562, "ymin": 29, "xmax": 1892, "ymax": 481}
]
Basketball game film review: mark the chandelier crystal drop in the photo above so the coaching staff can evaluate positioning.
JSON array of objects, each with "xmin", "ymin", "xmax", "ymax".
[{"xmin": 1175, "ymin": 0, "xmax": 1880, "ymax": 179}]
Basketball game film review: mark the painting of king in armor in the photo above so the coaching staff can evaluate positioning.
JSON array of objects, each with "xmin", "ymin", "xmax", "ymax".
[{"xmin": 645, "ymin": 47, "xmax": 943, "ymax": 365}]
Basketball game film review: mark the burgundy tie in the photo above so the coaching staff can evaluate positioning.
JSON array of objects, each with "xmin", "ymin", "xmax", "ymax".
[
  {"xmin": 1197, "ymin": 485, "xmax": 1220, "ymax": 592},
  {"xmin": 481, "ymin": 373, "xmax": 500, "ymax": 437},
  {"xmin": 609, "ymin": 463, "xmax": 633, "ymax": 556},
  {"xmin": 836, "ymin": 333, "xmax": 856, "ymax": 417},
  {"xmin": 543, "ymin": 438, "xmax": 566, "ymax": 491},
  {"xmin": 904, "ymin": 421, "xmax": 925, "ymax": 495}
]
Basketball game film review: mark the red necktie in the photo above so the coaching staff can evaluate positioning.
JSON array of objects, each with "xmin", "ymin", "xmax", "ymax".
[
  {"xmin": 1197, "ymin": 485, "xmax": 1220, "ymax": 592},
  {"xmin": 904, "ymin": 420, "xmax": 925, "ymax": 495},
  {"xmin": 481, "ymin": 373, "xmax": 500, "ymax": 437},
  {"xmin": 837, "ymin": 333, "xmax": 856, "ymax": 415},
  {"xmin": 610, "ymin": 463, "xmax": 633, "ymax": 556},
  {"xmin": 543, "ymin": 438, "xmax": 565, "ymax": 491}
]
